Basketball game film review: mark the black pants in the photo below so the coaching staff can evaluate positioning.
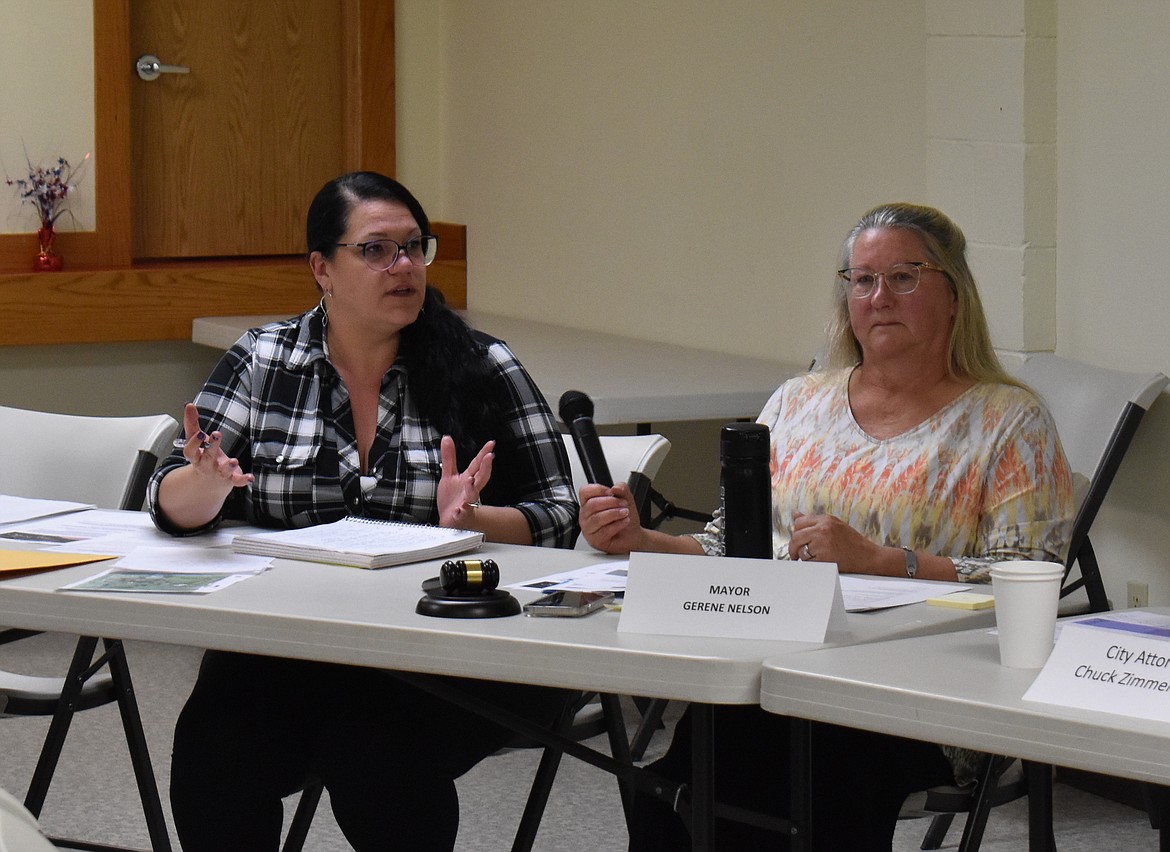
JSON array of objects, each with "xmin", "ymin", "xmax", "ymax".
[
  {"xmin": 170, "ymin": 650, "xmax": 568, "ymax": 852},
  {"xmin": 628, "ymin": 705, "xmax": 955, "ymax": 852}
]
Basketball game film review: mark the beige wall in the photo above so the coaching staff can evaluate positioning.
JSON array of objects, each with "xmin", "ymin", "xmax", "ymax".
[
  {"xmin": 0, "ymin": 0, "xmax": 96, "ymax": 233},
  {"xmin": 430, "ymin": 0, "xmax": 925, "ymax": 367},
  {"xmin": 0, "ymin": 342, "xmax": 220, "ymax": 420},
  {"xmin": 395, "ymin": 0, "xmax": 1170, "ymax": 606},
  {"xmin": 396, "ymin": 0, "xmax": 927, "ymax": 535},
  {"xmin": 4, "ymin": 1, "xmax": 1170, "ymax": 604},
  {"xmin": 1053, "ymin": 0, "xmax": 1170, "ymax": 607}
]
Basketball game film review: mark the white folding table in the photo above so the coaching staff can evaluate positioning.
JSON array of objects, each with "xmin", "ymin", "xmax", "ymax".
[
  {"xmin": 761, "ymin": 617, "xmax": 1170, "ymax": 851},
  {"xmin": 0, "ymin": 527, "xmax": 994, "ymax": 851}
]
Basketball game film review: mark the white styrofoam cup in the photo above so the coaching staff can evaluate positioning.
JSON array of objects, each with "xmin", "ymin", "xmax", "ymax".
[{"xmin": 990, "ymin": 560, "xmax": 1064, "ymax": 668}]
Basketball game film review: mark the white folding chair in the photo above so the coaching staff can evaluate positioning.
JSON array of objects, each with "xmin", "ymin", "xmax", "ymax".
[
  {"xmin": 0, "ymin": 406, "xmax": 178, "ymax": 512},
  {"xmin": 908, "ymin": 355, "xmax": 1168, "ymax": 852},
  {"xmin": 0, "ymin": 405, "xmax": 179, "ymax": 852},
  {"xmin": 0, "ymin": 784, "xmax": 57, "ymax": 852},
  {"xmin": 1013, "ymin": 353, "xmax": 1168, "ymax": 613}
]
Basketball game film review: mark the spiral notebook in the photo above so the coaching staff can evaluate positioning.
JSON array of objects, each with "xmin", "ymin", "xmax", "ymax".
[{"xmin": 231, "ymin": 517, "xmax": 484, "ymax": 569}]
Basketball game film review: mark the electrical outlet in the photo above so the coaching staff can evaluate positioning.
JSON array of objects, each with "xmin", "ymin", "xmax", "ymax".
[{"xmin": 1128, "ymin": 581, "xmax": 1149, "ymax": 609}]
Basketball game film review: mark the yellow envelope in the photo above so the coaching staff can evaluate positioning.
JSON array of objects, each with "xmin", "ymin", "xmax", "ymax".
[{"xmin": 0, "ymin": 551, "xmax": 118, "ymax": 578}]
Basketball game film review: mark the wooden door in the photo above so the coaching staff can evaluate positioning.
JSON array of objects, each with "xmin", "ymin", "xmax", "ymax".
[{"xmin": 130, "ymin": 1, "xmax": 352, "ymax": 259}]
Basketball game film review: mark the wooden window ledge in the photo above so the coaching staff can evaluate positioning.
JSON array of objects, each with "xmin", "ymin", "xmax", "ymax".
[{"xmin": 0, "ymin": 224, "xmax": 467, "ymax": 347}]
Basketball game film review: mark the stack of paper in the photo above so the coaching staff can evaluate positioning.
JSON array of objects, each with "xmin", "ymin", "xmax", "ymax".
[
  {"xmin": 232, "ymin": 516, "xmax": 484, "ymax": 569},
  {"xmin": 0, "ymin": 495, "xmax": 93, "ymax": 526}
]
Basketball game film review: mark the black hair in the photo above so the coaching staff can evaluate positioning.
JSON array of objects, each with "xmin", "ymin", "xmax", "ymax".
[
  {"xmin": 306, "ymin": 172, "xmax": 506, "ymax": 466},
  {"xmin": 306, "ymin": 171, "xmax": 430, "ymax": 258},
  {"xmin": 399, "ymin": 287, "xmax": 510, "ymax": 467}
]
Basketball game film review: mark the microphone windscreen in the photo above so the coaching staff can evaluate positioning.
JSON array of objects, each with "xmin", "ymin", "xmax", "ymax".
[{"xmin": 558, "ymin": 389, "xmax": 594, "ymax": 424}]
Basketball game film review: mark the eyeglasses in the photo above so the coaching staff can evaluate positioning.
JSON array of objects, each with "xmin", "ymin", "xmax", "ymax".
[
  {"xmin": 836, "ymin": 262, "xmax": 947, "ymax": 298},
  {"xmin": 334, "ymin": 235, "xmax": 438, "ymax": 271}
]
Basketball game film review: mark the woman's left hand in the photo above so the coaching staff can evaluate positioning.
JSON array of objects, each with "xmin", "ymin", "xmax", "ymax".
[
  {"xmin": 789, "ymin": 511, "xmax": 881, "ymax": 574},
  {"xmin": 437, "ymin": 436, "xmax": 495, "ymax": 528}
]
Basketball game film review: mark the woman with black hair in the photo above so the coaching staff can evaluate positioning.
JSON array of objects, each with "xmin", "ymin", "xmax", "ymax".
[{"xmin": 149, "ymin": 172, "xmax": 578, "ymax": 851}]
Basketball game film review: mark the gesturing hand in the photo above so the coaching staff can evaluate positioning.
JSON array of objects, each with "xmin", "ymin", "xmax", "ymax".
[
  {"xmin": 178, "ymin": 402, "xmax": 253, "ymax": 490},
  {"xmin": 438, "ymin": 436, "xmax": 495, "ymax": 528}
]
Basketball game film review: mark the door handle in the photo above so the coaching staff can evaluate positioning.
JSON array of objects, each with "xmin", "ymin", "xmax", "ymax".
[{"xmin": 135, "ymin": 54, "xmax": 191, "ymax": 82}]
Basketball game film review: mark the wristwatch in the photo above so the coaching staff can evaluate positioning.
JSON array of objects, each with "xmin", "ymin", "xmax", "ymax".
[{"xmin": 902, "ymin": 546, "xmax": 918, "ymax": 579}]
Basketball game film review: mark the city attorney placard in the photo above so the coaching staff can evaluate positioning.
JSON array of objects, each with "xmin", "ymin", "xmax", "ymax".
[
  {"xmin": 1025, "ymin": 613, "xmax": 1170, "ymax": 722},
  {"xmin": 617, "ymin": 551, "xmax": 846, "ymax": 642}
]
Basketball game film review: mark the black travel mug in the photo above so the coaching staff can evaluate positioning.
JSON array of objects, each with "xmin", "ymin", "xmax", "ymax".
[{"xmin": 720, "ymin": 422, "xmax": 772, "ymax": 558}]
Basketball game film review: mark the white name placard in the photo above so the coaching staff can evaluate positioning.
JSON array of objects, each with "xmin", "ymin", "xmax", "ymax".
[
  {"xmin": 1023, "ymin": 614, "xmax": 1170, "ymax": 722},
  {"xmin": 617, "ymin": 552, "xmax": 846, "ymax": 642}
]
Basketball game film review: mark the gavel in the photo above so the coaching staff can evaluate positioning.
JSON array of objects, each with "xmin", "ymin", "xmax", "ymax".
[{"xmin": 438, "ymin": 559, "xmax": 500, "ymax": 595}]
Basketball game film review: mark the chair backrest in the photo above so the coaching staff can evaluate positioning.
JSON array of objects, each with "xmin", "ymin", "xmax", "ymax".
[
  {"xmin": 0, "ymin": 405, "xmax": 180, "ymax": 511},
  {"xmin": 560, "ymin": 433, "xmax": 671, "ymax": 550},
  {"xmin": 560, "ymin": 433, "xmax": 672, "ymax": 492},
  {"xmin": 1008, "ymin": 353, "xmax": 1168, "ymax": 610}
]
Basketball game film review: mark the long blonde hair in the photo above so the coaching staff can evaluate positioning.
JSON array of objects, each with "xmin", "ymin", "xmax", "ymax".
[{"xmin": 824, "ymin": 202, "xmax": 1019, "ymax": 387}]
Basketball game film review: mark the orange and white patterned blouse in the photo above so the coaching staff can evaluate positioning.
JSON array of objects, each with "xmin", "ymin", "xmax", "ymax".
[{"xmin": 693, "ymin": 368, "xmax": 1074, "ymax": 582}]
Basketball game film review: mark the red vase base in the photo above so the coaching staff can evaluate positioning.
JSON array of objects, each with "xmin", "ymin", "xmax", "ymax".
[{"xmin": 34, "ymin": 252, "xmax": 63, "ymax": 272}]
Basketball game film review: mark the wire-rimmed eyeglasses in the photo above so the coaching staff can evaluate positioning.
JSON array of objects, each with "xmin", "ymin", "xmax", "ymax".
[
  {"xmin": 334, "ymin": 235, "xmax": 438, "ymax": 271},
  {"xmin": 836, "ymin": 261, "xmax": 947, "ymax": 298}
]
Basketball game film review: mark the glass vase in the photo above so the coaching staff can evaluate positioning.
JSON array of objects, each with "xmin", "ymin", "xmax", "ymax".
[{"xmin": 34, "ymin": 226, "xmax": 63, "ymax": 272}]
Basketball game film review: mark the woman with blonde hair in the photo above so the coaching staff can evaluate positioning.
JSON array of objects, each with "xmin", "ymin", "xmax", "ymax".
[{"xmin": 581, "ymin": 202, "xmax": 1074, "ymax": 849}]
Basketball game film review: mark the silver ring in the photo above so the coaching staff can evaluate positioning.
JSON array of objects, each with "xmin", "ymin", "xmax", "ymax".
[{"xmin": 800, "ymin": 543, "xmax": 814, "ymax": 560}]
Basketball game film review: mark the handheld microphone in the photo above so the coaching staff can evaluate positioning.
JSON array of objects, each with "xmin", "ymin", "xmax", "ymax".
[{"xmin": 558, "ymin": 390, "xmax": 613, "ymax": 487}]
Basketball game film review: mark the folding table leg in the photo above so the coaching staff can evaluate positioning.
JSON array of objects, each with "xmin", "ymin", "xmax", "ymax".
[
  {"xmin": 1023, "ymin": 761, "xmax": 1054, "ymax": 852},
  {"xmin": 1150, "ymin": 784, "xmax": 1170, "ymax": 852},
  {"xmin": 690, "ymin": 704, "xmax": 714, "ymax": 852},
  {"xmin": 789, "ymin": 718, "xmax": 812, "ymax": 852}
]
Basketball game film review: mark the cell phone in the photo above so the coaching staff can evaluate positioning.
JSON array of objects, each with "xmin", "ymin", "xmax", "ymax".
[{"xmin": 523, "ymin": 590, "xmax": 615, "ymax": 617}]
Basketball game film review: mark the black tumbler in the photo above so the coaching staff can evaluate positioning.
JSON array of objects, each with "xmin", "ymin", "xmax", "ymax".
[{"xmin": 720, "ymin": 422, "xmax": 772, "ymax": 558}]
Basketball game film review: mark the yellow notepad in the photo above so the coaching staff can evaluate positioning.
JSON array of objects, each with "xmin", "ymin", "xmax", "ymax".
[{"xmin": 926, "ymin": 591, "xmax": 995, "ymax": 610}]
